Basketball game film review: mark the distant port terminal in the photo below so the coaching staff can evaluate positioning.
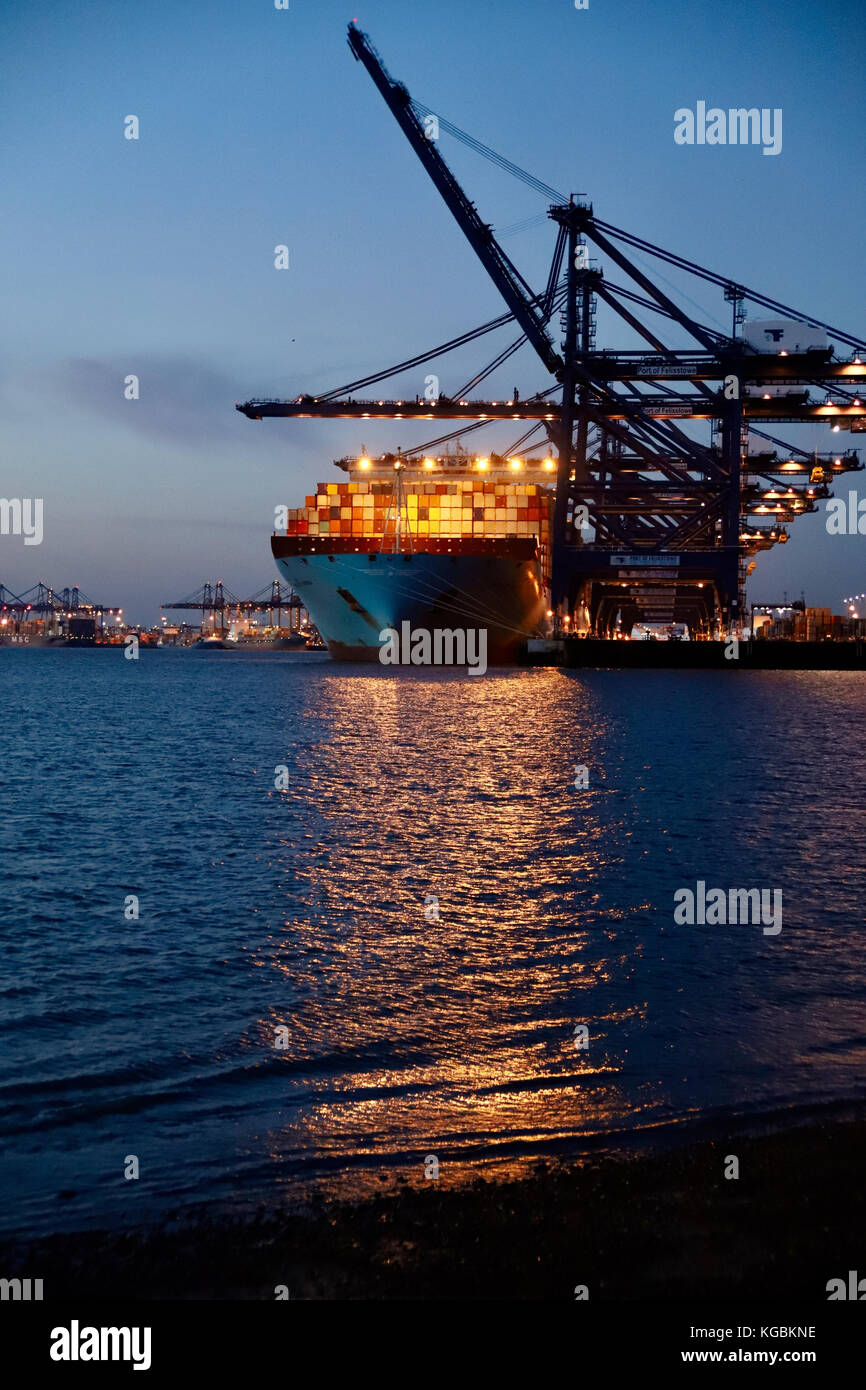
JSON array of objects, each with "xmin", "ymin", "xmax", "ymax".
[{"xmin": 0, "ymin": 579, "xmax": 323, "ymax": 650}]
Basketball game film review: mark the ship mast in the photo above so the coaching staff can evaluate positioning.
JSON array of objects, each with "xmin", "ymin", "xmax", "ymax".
[{"xmin": 381, "ymin": 457, "xmax": 414, "ymax": 555}]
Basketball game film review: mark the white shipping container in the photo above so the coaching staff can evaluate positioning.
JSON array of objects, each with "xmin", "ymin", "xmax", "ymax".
[{"xmin": 743, "ymin": 319, "xmax": 827, "ymax": 355}]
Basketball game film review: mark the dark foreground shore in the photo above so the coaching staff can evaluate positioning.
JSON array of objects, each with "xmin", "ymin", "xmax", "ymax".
[{"xmin": 4, "ymin": 1108, "xmax": 864, "ymax": 1300}]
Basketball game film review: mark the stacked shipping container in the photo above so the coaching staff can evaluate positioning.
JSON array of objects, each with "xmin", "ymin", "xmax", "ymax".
[{"xmin": 279, "ymin": 480, "xmax": 553, "ymax": 542}]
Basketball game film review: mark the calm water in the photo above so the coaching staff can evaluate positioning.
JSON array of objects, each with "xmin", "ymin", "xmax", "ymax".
[{"xmin": 1, "ymin": 648, "xmax": 864, "ymax": 1238}]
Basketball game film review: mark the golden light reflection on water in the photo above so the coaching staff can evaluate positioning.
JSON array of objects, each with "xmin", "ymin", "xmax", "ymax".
[
  {"xmin": 251, "ymin": 667, "xmax": 660, "ymax": 1196},
  {"xmin": 236, "ymin": 666, "xmax": 866, "ymax": 1206}
]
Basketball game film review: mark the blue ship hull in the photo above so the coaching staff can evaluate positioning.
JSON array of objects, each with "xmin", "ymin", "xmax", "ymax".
[{"xmin": 272, "ymin": 541, "xmax": 547, "ymax": 663}]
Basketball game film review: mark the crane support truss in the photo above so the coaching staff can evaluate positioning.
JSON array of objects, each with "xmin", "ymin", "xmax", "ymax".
[{"xmin": 237, "ymin": 23, "xmax": 865, "ymax": 636}]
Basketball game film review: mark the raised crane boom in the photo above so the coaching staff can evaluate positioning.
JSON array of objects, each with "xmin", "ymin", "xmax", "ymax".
[{"xmin": 347, "ymin": 23, "xmax": 563, "ymax": 380}]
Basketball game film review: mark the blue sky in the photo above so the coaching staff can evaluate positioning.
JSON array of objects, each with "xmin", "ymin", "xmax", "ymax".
[{"xmin": 1, "ymin": 0, "xmax": 863, "ymax": 620}]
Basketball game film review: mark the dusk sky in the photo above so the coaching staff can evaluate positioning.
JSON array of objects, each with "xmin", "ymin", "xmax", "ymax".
[{"xmin": 1, "ymin": 0, "xmax": 863, "ymax": 622}]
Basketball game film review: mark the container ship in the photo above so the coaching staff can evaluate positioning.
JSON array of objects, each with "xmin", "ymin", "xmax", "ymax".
[{"xmin": 271, "ymin": 452, "xmax": 555, "ymax": 663}]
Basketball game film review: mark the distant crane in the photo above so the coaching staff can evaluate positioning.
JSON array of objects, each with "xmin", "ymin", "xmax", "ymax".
[
  {"xmin": 0, "ymin": 581, "xmax": 121, "ymax": 631},
  {"xmin": 161, "ymin": 579, "xmax": 306, "ymax": 635}
]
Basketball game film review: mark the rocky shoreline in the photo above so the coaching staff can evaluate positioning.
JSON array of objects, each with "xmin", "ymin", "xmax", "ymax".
[{"xmin": 3, "ymin": 1106, "xmax": 864, "ymax": 1300}]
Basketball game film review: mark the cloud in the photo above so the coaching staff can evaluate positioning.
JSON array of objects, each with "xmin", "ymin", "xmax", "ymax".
[{"xmin": 50, "ymin": 355, "xmax": 319, "ymax": 451}]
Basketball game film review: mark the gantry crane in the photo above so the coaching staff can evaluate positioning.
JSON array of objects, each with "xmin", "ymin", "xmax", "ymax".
[
  {"xmin": 0, "ymin": 581, "xmax": 119, "ymax": 619},
  {"xmin": 237, "ymin": 23, "xmax": 865, "ymax": 636},
  {"xmin": 161, "ymin": 580, "xmax": 306, "ymax": 634}
]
